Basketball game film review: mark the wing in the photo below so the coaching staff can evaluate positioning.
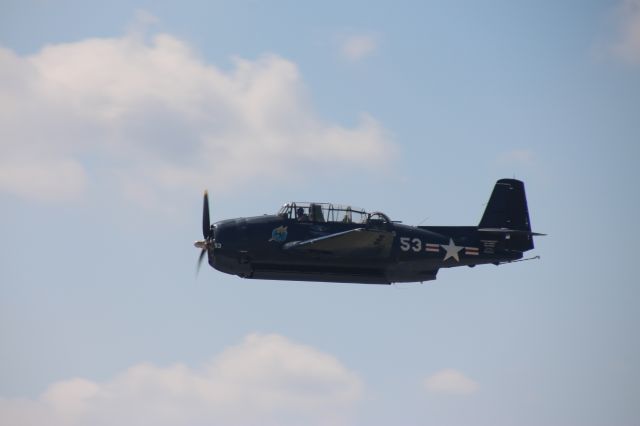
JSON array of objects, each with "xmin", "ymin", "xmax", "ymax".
[{"xmin": 283, "ymin": 228, "xmax": 394, "ymax": 257}]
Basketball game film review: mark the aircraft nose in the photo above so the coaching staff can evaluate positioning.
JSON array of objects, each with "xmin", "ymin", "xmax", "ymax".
[
  {"xmin": 211, "ymin": 219, "xmax": 247, "ymax": 251},
  {"xmin": 211, "ymin": 223, "xmax": 225, "ymax": 249}
]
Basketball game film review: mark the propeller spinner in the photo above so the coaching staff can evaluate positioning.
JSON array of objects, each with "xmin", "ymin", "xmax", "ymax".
[{"xmin": 195, "ymin": 190, "xmax": 215, "ymax": 274}]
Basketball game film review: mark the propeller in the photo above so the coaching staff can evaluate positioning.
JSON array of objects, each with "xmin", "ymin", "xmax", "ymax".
[
  {"xmin": 202, "ymin": 190, "xmax": 211, "ymax": 240},
  {"xmin": 195, "ymin": 190, "xmax": 215, "ymax": 275}
]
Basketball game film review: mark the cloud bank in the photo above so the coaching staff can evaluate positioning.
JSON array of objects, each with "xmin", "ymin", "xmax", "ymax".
[
  {"xmin": 0, "ymin": 32, "xmax": 395, "ymax": 203},
  {"xmin": 341, "ymin": 35, "xmax": 378, "ymax": 61},
  {"xmin": 610, "ymin": 0, "xmax": 640, "ymax": 63},
  {"xmin": 424, "ymin": 368, "xmax": 479, "ymax": 395},
  {"xmin": 0, "ymin": 334, "xmax": 363, "ymax": 426}
]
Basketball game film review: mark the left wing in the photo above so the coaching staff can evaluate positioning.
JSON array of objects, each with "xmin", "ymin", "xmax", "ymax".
[{"xmin": 283, "ymin": 228, "xmax": 394, "ymax": 257}]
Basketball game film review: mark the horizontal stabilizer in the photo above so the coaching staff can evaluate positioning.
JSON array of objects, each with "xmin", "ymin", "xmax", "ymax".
[{"xmin": 478, "ymin": 228, "xmax": 546, "ymax": 236}]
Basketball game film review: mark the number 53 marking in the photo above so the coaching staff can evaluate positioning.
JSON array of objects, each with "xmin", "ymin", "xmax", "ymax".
[{"xmin": 400, "ymin": 237, "xmax": 422, "ymax": 252}]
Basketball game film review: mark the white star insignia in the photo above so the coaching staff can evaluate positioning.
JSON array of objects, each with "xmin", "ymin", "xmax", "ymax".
[{"xmin": 441, "ymin": 238, "xmax": 463, "ymax": 262}]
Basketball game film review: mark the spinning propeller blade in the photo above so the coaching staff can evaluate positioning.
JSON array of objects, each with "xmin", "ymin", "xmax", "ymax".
[
  {"xmin": 196, "ymin": 190, "xmax": 214, "ymax": 276},
  {"xmin": 203, "ymin": 190, "xmax": 211, "ymax": 239},
  {"xmin": 197, "ymin": 248, "xmax": 207, "ymax": 274}
]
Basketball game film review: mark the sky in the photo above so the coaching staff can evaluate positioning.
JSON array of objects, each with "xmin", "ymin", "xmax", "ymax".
[{"xmin": 1, "ymin": 0, "xmax": 639, "ymax": 425}]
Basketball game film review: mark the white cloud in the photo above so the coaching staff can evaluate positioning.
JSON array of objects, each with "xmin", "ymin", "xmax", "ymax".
[
  {"xmin": 609, "ymin": 0, "xmax": 640, "ymax": 64},
  {"xmin": 0, "ymin": 333, "xmax": 363, "ymax": 426},
  {"xmin": 341, "ymin": 35, "xmax": 378, "ymax": 61},
  {"xmin": 0, "ymin": 31, "xmax": 395, "ymax": 203},
  {"xmin": 0, "ymin": 158, "xmax": 88, "ymax": 202},
  {"xmin": 132, "ymin": 9, "xmax": 160, "ymax": 27},
  {"xmin": 424, "ymin": 368, "xmax": 479, "ymax": 395}
]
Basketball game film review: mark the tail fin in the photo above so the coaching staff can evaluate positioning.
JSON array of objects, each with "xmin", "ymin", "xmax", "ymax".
[{"xmin": 479, "ymin": 179, "xmax": 536, "ymax": 251}]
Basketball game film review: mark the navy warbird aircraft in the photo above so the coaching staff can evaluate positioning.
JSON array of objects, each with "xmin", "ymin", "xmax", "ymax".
[{"xmin": 195, "ymin": 179, "xmax": 543, "ymax": 284}]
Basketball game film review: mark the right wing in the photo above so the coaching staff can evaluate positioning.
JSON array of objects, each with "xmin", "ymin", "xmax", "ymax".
[{"xmin": 283, "ymin": 228, "xmax": 394, "ymax": 257}]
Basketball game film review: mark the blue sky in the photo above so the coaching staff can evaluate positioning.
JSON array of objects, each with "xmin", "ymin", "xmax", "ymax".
[{"xmin": 1, "ymin": 1, "xmax": 639, "ymax": 425}]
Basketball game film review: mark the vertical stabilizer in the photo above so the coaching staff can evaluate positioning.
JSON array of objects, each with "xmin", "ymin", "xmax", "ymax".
[{"xmin": 479, "ymin": 179, "xmax": 534, "ymax": 251}]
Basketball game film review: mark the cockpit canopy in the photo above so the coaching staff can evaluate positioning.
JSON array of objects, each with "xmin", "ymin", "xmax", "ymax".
[{"xmin": 278, "ymin": 202, "xmax": 370, "ymax": 224}]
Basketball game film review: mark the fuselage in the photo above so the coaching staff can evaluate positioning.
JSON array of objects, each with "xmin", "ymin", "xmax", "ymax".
[{"xmin": 207, "ymin": 214, "xmax": 523, "ymax": 284}]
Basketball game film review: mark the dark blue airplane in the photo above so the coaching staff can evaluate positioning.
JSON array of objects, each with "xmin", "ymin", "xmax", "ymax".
[{"xmin": 195, "ymin": 179, "xmax": 543, "ymax": 284}]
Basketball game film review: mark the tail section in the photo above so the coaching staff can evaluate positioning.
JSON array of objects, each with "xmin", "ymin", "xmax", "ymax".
[{"xmin": 478, "ymin": 179, "xmax": 538, "ymax": 252}]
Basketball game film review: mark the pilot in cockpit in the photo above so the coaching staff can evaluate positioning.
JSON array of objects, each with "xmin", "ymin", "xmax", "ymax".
[
  {"xmin": 342, "ymin": 206, "xmax": 353, "ymax": 223},
  {"xmin": 297, "ymin": 207, "xmax": 309, "ymax": 222}
]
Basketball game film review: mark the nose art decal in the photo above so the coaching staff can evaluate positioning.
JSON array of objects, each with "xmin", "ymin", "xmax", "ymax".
[{"xmin": 269, "ymin": 226, "xmax": 288, "ymax": 242}]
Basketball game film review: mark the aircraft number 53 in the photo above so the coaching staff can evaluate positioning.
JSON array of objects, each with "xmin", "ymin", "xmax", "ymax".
[{"xmin": 399, "ymin": 237, "xmax": 423, "ymax": 252}]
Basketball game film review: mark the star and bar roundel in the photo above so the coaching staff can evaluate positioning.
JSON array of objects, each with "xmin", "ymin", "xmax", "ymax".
[{"xmin": 400, "ymin": 237, "xmax": 479, "ymax": 262}]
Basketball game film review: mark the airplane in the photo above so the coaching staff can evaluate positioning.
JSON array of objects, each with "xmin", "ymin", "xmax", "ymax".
[{"xmin": 194, "ymin": 179, "xmax": 544, "ymax": 284}]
